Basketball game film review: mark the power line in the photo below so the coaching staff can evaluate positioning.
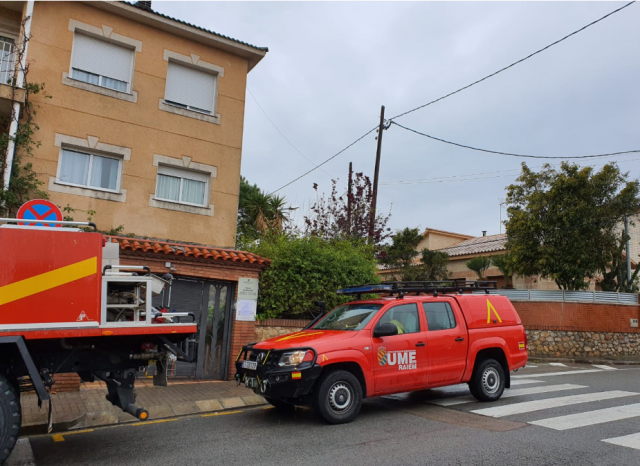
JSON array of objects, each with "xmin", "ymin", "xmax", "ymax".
[
  {"xmin": 388, "ymin": 1, "xmax": 636, "ymax": 121},
  {"xmin": 247, "ymin": 87, "xmax": 342, "ymax": 184},
  {"xmin": 381, "ymin": 157, "xmax": 640, "ymax": 186},
  {"xmin": 391, "ymin": 121, "xmax": 640, "ymax": 160},
  {"xmin": 269, "ymin": 126, "xmax": 378, "ymax": 194}
]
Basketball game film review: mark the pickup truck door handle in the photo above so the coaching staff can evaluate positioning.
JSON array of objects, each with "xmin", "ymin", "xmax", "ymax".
[
  {"xmin": 454, "ymin": 337, "xmax": 465, "ymax": 342},
  {"xmin": 415, "ymin": 342, "xmax": 426, "ymax": 347}
]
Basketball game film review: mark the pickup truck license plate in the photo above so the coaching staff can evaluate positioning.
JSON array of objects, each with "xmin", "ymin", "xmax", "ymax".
[{"xmin": 242, "ymin": 360, "xmax": 257, "ymax": 370}]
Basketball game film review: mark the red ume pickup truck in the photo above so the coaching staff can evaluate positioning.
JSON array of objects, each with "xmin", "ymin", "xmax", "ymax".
[{"xmin": 235, "ymin": 281, "xmax": 528, "ymax": 424}]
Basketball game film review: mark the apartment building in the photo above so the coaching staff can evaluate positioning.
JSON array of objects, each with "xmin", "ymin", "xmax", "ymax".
[{"xmin": 1, "ymin": 0, "xmax": 267, "ymax": 246}]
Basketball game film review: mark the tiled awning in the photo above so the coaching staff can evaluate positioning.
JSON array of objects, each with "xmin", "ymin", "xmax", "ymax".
[{"xmin": 106, "ymin": 236, "xmax": 270, "ymax": 266}]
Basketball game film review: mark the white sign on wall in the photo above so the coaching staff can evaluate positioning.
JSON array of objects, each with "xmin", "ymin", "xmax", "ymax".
[
  {"xmin": 238, "ymin": 277, "xmax": 259, "ymax": 301},
  {"xmin": 236, "ymin": 299, "xmax": 257, "ymax": 322}
]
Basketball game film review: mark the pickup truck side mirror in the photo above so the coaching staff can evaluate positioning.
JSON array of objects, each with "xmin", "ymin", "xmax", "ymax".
[{"xmin": 373, "ymin": 322, "xmax": 398, "ymax": 338}]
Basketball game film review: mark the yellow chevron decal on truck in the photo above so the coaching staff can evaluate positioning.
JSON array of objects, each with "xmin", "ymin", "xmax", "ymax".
[
  {"xmin": 0, "ymin": 257, "xmax": 98, "ymax": 306},
  {"xmin": 276, "ymin": 331, "xmax": 323, "ymax": 342}
]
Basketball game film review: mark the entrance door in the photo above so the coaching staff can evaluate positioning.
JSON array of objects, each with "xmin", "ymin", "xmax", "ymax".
[{"xmin": 196, "ymin": 281, "xmax": 235, "ymax": 379}]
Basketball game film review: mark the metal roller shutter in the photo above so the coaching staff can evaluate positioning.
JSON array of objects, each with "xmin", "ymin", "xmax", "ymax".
[
  {"xmin": 71, "ymin": 33, "xmax": 134, "ymax": 83},
  {"xmin": 164, "ymin": 61, "xmax": 216, "ymax": 113}
]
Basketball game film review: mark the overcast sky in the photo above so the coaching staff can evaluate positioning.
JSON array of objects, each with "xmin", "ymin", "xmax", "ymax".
[{"xmin": 156, "ymin": 1, "xmax": 640, "ymax": 238}]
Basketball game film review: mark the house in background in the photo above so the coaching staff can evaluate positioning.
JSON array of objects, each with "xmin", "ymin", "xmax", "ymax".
[{"xmin": 1, "ymin": 0, "xmax": 267, "ymax": 247}]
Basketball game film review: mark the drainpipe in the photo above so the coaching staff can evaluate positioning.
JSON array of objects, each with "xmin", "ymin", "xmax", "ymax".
[{"xmin": 3, "ymin": 0, "xmax": 34, "ymax": 191}]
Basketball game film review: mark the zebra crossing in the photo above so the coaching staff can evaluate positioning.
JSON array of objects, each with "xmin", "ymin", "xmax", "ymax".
[{"xmin": 426, "ymin": 363, "xmax": 640, "ymax": 452}]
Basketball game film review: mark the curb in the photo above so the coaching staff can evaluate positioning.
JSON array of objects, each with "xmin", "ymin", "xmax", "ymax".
[
  {"xmin": 20, "ymin": 394, "xmax": 267, "ymax": 435},
  {"xmin": 529, "ymin": 356, "xmax": 640, "ymax": 366}
]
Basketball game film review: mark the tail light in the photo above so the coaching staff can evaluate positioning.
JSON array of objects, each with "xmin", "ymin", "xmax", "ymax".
[{"xmin": 524, "ymin": 331, "xmax": 529, "ymax": 350}]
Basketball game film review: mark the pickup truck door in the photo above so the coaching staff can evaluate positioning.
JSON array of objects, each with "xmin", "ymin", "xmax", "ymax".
[
  {"xmin": 422, "ymin": 300, "xmax": 468, "ymax": 385},
  {"xmin": 371, "ymin": 303, "xmax": 427, "ymax": 393}
]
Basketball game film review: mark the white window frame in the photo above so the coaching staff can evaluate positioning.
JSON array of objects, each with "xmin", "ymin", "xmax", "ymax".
[
  {"xmin": 154, "ymin": 165, "xmax": 209, "ymax": 208},
  {"xmin": 68, "ymin": 31, "xmax": 136, "ymax": 95},
  {"xmin": 55, "ymin": 147, "xmax": 123, "ymax": 194}
]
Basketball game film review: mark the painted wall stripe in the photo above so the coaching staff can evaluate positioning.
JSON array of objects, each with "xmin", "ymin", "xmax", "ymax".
[
  {"xmin": 0, "ymin": 257, "xmax": 97, "ymax": 306},
  {"xmin": 472, "ymin": 391, "xmax": 638, "ymax": 418},
  {"xmin": 531, "ymin": 403, "xmax": 640, "ymax": 431},
  {"xmin": 512, "ymin": 369, "xmax": 603, "ymax": 379},
  {"xmin": 602, "ymin": 431, "xmax": 640, "ymax": 450},
  {"xmin": 431, "ymin": 384, "xmax": 586, "ymax": 407}
]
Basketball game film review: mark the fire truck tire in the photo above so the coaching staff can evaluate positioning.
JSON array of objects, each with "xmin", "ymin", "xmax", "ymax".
[
  {"xmin": 0, "ymin": 375, "xmax": 21, "ymax": 463},
  {"xmin": 469, "ymin": 358, "xmax": 505, "ymax": 402},
  {"xmin": 265, "ymin": 397, "xmax": 296, "ymax": 413},
  {"xmin": 312, "ymin": 370, "xmax": 362, "ymax": 424}
]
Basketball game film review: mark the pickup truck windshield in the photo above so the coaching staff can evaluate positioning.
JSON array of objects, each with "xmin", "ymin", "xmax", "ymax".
[{"xmin": 314, "ymin": 304, "xmax": 382, "ymax": 331}]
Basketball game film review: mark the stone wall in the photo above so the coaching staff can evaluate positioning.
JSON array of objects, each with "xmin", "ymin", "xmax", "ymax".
[
  {"xmin": 255, "ymin": 318, "xmax": 312, "ymax": 342},
  {"xmin": 527, "ymin": 330, "xmax": 639, "ymax": 358}
]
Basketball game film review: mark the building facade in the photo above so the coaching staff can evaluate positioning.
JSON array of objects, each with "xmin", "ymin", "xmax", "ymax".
[{"xmin": 1, "ymin": 0, "xmax": 267, "ymax": 247}]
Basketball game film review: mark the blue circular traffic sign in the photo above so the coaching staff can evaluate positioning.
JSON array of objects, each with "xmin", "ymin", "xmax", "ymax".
[{"xmin": 17, "ymin": 199, "xmax": 63, "ymax": 227}]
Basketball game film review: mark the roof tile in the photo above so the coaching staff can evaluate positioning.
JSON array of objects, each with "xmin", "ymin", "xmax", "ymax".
[{"xmin": 437, "ymin": 233, "xmax": 508, "ymax": 257}]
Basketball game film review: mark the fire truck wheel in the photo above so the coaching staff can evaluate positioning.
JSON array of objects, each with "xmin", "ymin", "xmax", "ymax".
[
  {"xmin": 312, "ymin": 370, "xmax": 362, "ymax": 424},
  {"xmin": 0, "ymin": 374, "xmax": 21, "ymax": 463},
  {"xmin": 469, "ymin": 359, "xmax": 505, "ymax": 402},
  {"xmin": 265, "ymin": 397, "xmax": 296, "ymax": 413}
]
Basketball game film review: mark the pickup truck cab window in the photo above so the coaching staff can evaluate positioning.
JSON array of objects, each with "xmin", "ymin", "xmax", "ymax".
[
  {"xmin": 423, "ymin": 302, "xmax": 457, "ymax": 331},
  {"xmin": 376, "ymin": 303, "xmax": 421, "ymax": 334},
  {"xmin": 314, "ymin": 303, "xmax": 382, "ymax": 331}
]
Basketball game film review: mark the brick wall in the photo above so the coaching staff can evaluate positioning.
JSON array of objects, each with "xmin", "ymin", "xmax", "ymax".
[
  {"xmin": 52, "ymin": 373, "xmax": 81, "ymax": 392},
  {"xmin": 513, "ymin": 301, "xmax": 640, "ymax": 334},
  {"xmin": 254, "ymin": 318, "xmax": 312, "ymax": 342}
]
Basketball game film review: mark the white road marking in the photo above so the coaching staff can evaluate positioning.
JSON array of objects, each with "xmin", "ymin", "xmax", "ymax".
[
  {"xmin": 512, "ymin": 369, "xmax": 604, "ymax": 379},
  {"xmin": 592, "ymin": 364, "xmax": 618, "ymax": 371},
  {"xmin": 430, "ymin": 384, "xmax": 586, "ymax": 407},
  {"xmin": 525, "ymin": 364, "xmax": 537, "ymax": 368},
  {"xmin": 472, "ymin": 391, "xmax": 639, "ymax": 418},
  {"xmin": 602, "ymin": 432, "xmax": 640, "ymax": 450},
  {"xmin": 510, "ymin": 379, "xmax": 545, "ymax": 386},
  {"xmin": 531, "ymin": 403, "xmax": 640, "ymax": 431},
  {"xmin": 549, "ymin": 363, "xmax": 567, "ymax": 367}
]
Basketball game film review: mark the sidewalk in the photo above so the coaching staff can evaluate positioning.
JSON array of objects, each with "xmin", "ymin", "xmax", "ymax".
[{"xmin": 20, "ymin": 378, "xmax": 266, "ymax": 434}]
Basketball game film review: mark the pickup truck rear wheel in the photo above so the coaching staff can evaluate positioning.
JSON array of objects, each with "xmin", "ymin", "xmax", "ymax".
[
  {"xmin": 312, "ymin": 370, "xmax": 362, "ymax": 424},
  {"xmin": 0, "ymin": 374, "xmax": 21, "ymax": 463},
  {"xmin": 469, "ymin": 359, "xmax": 505, "ymax": 402}
]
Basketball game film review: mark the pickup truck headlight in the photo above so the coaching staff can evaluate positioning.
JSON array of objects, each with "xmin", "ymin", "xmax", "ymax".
[{"xmin": 278, "ymin": 350, "xmax": 307, "ymax": 367}]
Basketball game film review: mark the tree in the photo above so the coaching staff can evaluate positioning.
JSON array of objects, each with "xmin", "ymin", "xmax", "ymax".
[
  {"xmin": 237, "ymin": 177, "xmax": 290, "ymax": 247},
  {"xmin": 505, "ymin": 162, "xmax": 640, "ymax": 290},
  {"xmin": 491, "ymin": 253, "xmax": 514, "ymax": 288},
  {"xmin": 597, "ymin": 230, "xmax": 640, "ymax": 292},
  {"xmin": 304, "ymin": 171, "xmax": 391, "ymax": 247},
  {"xmin": 378, "ymin": 227, "xmax": 421, "ymax": 281},
  {"xmin": 247, "ymin": 234, "xmax": 379, "ymax": 319},
  {"xmin": 417, "ymin": 248, "xmax": 452, "ymax": 281},
  {"xmin": 465, "ymin": 256, "xmax": 492, "ymax": 280}
]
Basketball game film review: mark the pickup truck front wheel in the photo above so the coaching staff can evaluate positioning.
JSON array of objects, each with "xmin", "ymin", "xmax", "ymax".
[
  {"xmin": 469, "ymin": 359, "xmax": 505, "ymax": 402},
  {"xmin": 312, "ymin": 370, "xmax": 362, "ymax": 424},
  {"xmin": 0, "ymin": 374, "xmax": 21, "ymax": 463}
]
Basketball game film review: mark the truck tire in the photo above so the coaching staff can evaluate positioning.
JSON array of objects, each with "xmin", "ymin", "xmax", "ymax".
[
  {"xmin": 265, "ymin": 397, "xmax": 296, "ymax": 413},
  {"xmin": 0, "ymin": 375, "xmax": 21, "ymax": 463},
  {"xmin": 469, "ymin": 359, "xmax": 505, "ymax": 402},
  {"xmin": 312, "ymin": 370, "xmax": 362, "ymax": 424}
]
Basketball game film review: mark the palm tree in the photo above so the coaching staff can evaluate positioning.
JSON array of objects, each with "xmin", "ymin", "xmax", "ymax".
[
  {"xmin": 242, "ymin": 190, "xmax": 290, "ymax": 234},
  {"xmin": 465, "ymin": 256, "xmax": 492, "ymax": 280}
]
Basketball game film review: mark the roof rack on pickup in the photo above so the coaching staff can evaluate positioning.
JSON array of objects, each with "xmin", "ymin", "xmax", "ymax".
[{"xmin": 336, "ymin": 279, "xmax": 498, "ymax": 298}]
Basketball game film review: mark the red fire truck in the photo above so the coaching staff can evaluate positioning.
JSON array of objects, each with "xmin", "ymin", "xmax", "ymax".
[{"xmin": 0, "ymin": 218, "xmax": 198, "ymax": 461}]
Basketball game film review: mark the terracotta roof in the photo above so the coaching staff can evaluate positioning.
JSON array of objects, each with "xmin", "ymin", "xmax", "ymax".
[
  {"xmin": 106, "ymin": 236, "xmax": 270, "ymax": 266},
  {"xmin": 437, "ymin": 233, "xmax": 507, "ymax": 257}
]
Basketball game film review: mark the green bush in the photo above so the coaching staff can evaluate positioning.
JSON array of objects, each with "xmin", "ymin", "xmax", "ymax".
[{"xmin": 247, "ymin": 234, "xmax": 379, "ymax": 319}]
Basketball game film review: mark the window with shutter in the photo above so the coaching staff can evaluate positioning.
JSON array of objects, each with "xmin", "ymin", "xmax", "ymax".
[
  {"xmin": 70, "ymin": 33, "xmax": 134, "ymax": 93},
  {"xmin": 155, "ymin": 165, "xmax": 209, "ymax": 207},
  {"xmin": 57, "ymin": 149, "xmax": 122, "ymax": 192},
  {"xmin": 164, "ymin": 61, "xmax": 217, "ymax": 114}
]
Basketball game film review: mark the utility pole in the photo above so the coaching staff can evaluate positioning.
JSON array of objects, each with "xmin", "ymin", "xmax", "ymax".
[
  {"xmin": 347, "ymin": 162, "xmax": 353, "ymax": 236},
  {"xmin": 369, "ymin": 105, "xmax": 385, "ymax": 241},
  {"xmin": 625, "ymin": 215, "xmax": 632, "ymax": 287}
]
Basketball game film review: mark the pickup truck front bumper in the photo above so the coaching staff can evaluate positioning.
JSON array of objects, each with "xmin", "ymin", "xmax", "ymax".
[{"xmin": 234, "ymin": 345, "xmax": 322, "ymax": 402}]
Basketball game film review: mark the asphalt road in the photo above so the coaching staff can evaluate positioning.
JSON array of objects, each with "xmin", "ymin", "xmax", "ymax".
[{"xmin": 27, "ymin": 363, "xmax": 640, "ymax": 466}]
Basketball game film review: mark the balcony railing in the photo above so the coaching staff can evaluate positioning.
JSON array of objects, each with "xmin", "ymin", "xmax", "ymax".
[
  {"xmin": 474, "ymin": 288, "xmax": 639, "ymax": 305},
  {"xmin": 0, "ymin": 39, "xmax": 16, "ymax": 86}
]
